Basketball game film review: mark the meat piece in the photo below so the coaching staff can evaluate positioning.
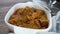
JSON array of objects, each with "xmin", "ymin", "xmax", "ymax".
[
  {"xmin": 34, "ymin": 19, "xmax": 41, "ymax": 28},
  {"xmin": 36, "ymin": 9, "xmax": 45, "ymax": 15},
  {"xmin": 40, "ymin": 19, "xmax": 49, "ymax": 28},
  {"xmin": 32, "ymin": 13, "xmax": 39, "ymax": 19},
  {"xmin": 9, "ymin": 19, "xmax": 16, "ymax": 25}
]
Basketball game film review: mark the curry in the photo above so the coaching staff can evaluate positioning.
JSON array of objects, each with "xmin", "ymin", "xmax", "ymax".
[{"xmin": 9, "ymin": 6, "xmax": 49, "ymax": 29}]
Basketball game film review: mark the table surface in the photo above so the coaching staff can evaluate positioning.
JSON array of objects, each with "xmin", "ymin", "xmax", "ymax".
[{"xmin": 0, "ymin": 0, "xmax": 60, "ymax": 34}]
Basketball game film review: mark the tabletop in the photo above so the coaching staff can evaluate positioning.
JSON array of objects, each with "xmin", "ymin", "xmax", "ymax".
[{"xmin": 0, "ymin": 0, "xmax": 60, "ymax": 34}]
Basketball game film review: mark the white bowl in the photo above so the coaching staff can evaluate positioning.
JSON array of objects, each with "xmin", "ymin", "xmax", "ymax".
[
  {"xmin": 56, "ymin": 11, "xmax": 60, "ymax": 21},
  {"xmin": 4, "ymin": 2, "xmax": 52, "ymax": 32}
]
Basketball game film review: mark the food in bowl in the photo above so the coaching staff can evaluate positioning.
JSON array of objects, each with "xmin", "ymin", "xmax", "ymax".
[{"xmin": 8, "ymin": 6, "xmax": 49, "ymax": 29}]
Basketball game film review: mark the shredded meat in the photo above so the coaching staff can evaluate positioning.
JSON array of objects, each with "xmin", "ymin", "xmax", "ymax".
[{"xmin": 9, "ymin": 6, "xmax": 49, "ymax": 29}]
